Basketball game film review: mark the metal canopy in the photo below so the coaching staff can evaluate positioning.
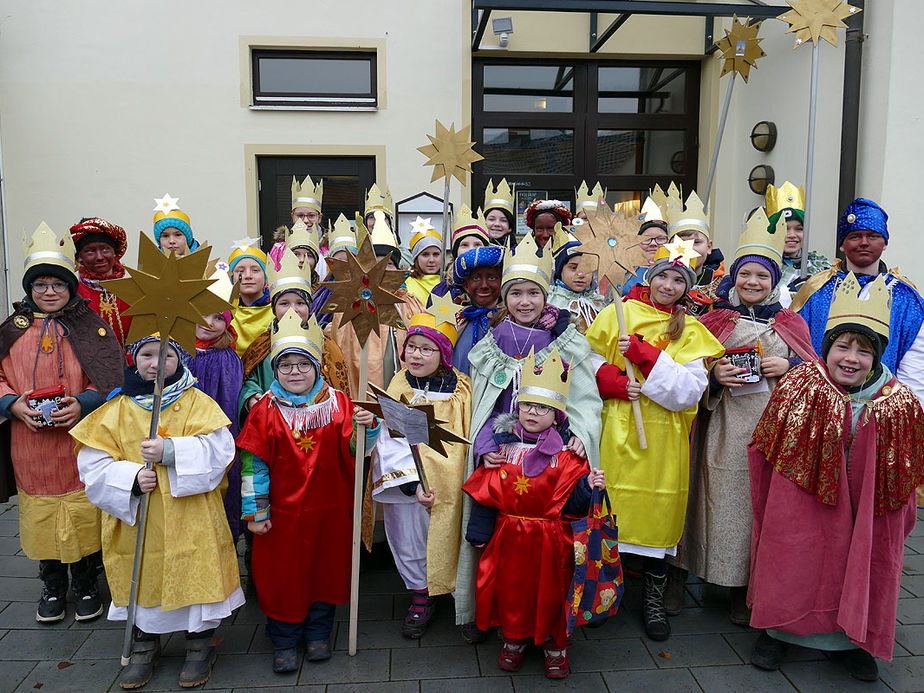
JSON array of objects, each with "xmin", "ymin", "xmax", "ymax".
[{"xmin": 472, "ymin": 0, "xmax": 785, "ymax": 51}]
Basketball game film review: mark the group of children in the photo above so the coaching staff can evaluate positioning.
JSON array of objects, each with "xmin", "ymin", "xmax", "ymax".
[{"xmin": 0, "ymin": 175, "xmax": 921, "ymax": 687}]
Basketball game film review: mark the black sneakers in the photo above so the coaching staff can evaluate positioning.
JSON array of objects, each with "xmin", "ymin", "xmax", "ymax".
[
  {"xmin": 643, "ymin": 572, "xmax": 671, "ymax": 641},
  {"xmin": 36, "ymin": 584, "xmax": 66, "ymax": 623}
]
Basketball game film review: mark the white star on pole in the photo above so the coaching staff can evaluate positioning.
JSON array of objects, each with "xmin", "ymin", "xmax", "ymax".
[
  {"xmin": 153, "ymin": 193, "xmax": 180, "ymax": 215},
  {"xmin": 665, "ymin": 237, "xmax": 699, "ymax": 266},
  {"xmin": 410, "ymin": 216, "xmax": 434, "ymax": 235}
]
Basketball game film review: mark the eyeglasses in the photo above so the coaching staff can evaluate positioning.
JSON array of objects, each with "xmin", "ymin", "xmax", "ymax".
[
  {"xmin": 640, "ymin": 236, "xmax": 669, "ymax": 247},
  {"xmin": 519, "ymin": 402, "xmax": 552, "ymax": 416},
  {"xmin": 277, "ymin": 361, "xmax": 314, "ymax": 374},
  {"xmin": 406, "ymin": 344, "xmax": 437, "ymax": 357},
  {"xmin": 31, "ymin": 281, "xmax": 69, "ymax": 294}
]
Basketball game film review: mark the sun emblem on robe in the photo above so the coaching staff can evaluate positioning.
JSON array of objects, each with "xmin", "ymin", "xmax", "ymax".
[
  {"xmin": 652, "ymin": 334, "xmax": 671, "ymax": 350},
  {"xmin": 99, "ymin": 296, "xmax": 117, "ymax": 315},
  {"xmin": 293, "ymin": 430, "xmax": 316, "ymax": 454},
  {"xmin": 157, "ymin": 424, "xmax": 169, "ymax": 437},
  {"xmin": 512, "ymin": 474, "xmax": 531, "ymax": 495}
]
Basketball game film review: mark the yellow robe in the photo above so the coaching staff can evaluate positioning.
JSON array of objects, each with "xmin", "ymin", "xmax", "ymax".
[
  {"xmin": 231, "ymin": 304, "xmax": 273, "ymax": 359},
  {"xmin": 70, "ymin": 388, "xmax": 239, "ymax": 610},
  {"xmin": 584, "ymin": 300, "xmax": 724, "ymax": 548},
  {"xmin": 405, "ymin": 275, "xmax": 440, "ymax": 305}
]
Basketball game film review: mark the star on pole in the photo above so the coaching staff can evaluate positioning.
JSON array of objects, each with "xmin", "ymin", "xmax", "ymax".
[
  {"xmin": 417, "ymin": 120, "xmax": 484, "ymax": 185},
  {"xmin": 426, "ymin": 291, "xmax": 464, "ymax": 331},
  {"xmin": 778, "ymin": 0, "xmax": 861, "ymax": 48},
  {"xmin": 570, "ymin": 202, "xmax": 649, "ymax": 290},
  {"xmin": 716, "ymin": 15, "xmax": 767, "ymax": 82},
  {"xmin": 664, "ymin": 237, "xmax": 700, "ymax": 266},
  {"xmin": 153, "ymin": 193, "xmax": 180, "ymax": 215},
  {"xmin": 410, "ymin": 216, "xmax": 434, "ymax": 235}
]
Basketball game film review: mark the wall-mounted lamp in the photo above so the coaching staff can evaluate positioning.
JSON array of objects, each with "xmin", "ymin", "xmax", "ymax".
[
  {"xmin": 493, "ymin": 17, "xmax": 513, "ymax": 49},
  {"xmin": 748, "ymin": 164, "xmax": 775, "ymax": 195},
  {"xmin": 749, "ymin": 121, "xmax": 777, "ymax": 152}
]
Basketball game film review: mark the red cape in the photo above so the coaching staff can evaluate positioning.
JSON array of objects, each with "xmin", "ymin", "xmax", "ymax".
[{"xmin": 699, "ymin": 307, "xmax": 817, "ymax": 362}]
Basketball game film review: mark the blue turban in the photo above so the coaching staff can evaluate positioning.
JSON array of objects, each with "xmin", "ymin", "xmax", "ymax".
[
  {"xmin": 453, "ymin": 245, "xmax": 504, "ymax": 282},
  {"xmin": 837, "ymin": 198, "xmax": 888, "ymax": 246}
]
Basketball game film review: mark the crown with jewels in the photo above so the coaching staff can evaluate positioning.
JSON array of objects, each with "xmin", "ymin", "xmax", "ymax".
[
  {"xmin": 267, "ymin": 246, "xmax": 313, "ymax": 300},
  {"xmin": 328, "ymin": 213, "xmax": 357, "ymax": 257},
  {"xmin": 518, "ymin": 346, "xmax": 571, "ymax": 413},
  {"xmin": 575, "ymin": 181, "xmax": 606, "ymax": 213},
  {"xmin": 666, "ymin": 190, "xmax": 711, "ymax": 240},
  {"xmin": 765, "ymin": 181, "xmax": 805, "ymax": 220},
  {"xmin": 23, "ymin": 221, "xmax": 77, "ymax": 277},
  {"xmin": 271, "ymin": 308, "xmax": 324, "ymax": 366},
  {"xmin": 502, "ymin": 231, "xmax": 553, "ymax": 293},
  {"xmin": 825, "ymin": 272, "xmax": 891, "ymax": 340},
  {"xmin": 286, "ymin": 219, "xmax": 320, "ymax": 260},
  {"xmin": 734, "ymin": 207, "xmax": 786, "ymax": 267},
  {"xmin": 364, "ymin": 183, "xmax": 394, "ymax": 218},
  {"xmin": 483, "ymin": 178, "xmax": 515, "ymax": 216},
  {"xmin": 291, "ymin": 174, "xmax": 323, "ymax": 213}
]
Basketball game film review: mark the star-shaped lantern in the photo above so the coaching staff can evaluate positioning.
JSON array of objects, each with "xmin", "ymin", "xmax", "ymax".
[
  {"xmin": 779, "ymin": 0, "xmax": 861, "ymax": 48},
  {"xmin": 427, "ymin": 291, "xmax": 464, "ymax": 331},
  {"xmin": 417, "ymin": 120, "xmax": 484, "ymax": 185},
  {"xmin": 101, "ymin": 233, "xmax": 233, "ymax": 353},
  {"xmin": 716, "ymin": 15, "xmax": 766, "ymax": 82},
  {"xmin": 571, "ymin": 202, "xmax": 649, "ymax": 291},
  {"xmin": 321, "ymin": 233, "xmax": 406, "ymax": 347},
  {"xmin": 153, "ymin": 193, "xmax": 180, "ymax": 215}
]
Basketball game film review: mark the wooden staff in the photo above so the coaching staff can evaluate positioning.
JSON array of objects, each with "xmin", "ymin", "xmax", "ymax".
[
  {"xmin": 348, "ymin": 339, "xmax": 370, "ymax": 656},
  {"xmin": 613, "ymin": 293, "xmax": 648, "ymax": 450}
]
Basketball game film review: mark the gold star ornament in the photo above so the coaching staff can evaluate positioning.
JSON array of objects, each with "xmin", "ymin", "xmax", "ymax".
[
  {"xmin": 779, "ymin": 0, "xmax": 861, "ymax": 48},
  {"xmin": 716, "ymin": 15, "xmax": 766, "ymax": 82},
  {"xmin": 417, "ymin": 120, "xmax": 484, "ymax": 185},
  {"xmin": 664, "ymin": 237, "xmax": 700, "ymax": 266},
  {"xmin": 571, "ymin": 202, "xmax": 648, "ymax": 291},
  {"xmin": 101, "ymin": 233, "xmax": 234, "ymax": 353},
  {"xmin": 426, "ymin": 291, "xmax": 464, "ymax": 331}
]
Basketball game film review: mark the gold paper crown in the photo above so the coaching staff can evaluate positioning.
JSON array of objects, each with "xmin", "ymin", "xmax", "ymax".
[
  {"xmin": 408, "ymin": 311, "xmax": 458, "ymax": 347},
  {"xmin": 328, "ymin": 213, "xmax": 357, "ymax": 257},
  {"xmin": 575, "ymin": 181, "xmax": 606, "ymax": 213},
  {"xmin": 152, "ymin": 194, "xmax": 190, "ymax": 226},
  {"xmin": 291, "ymin": 174, "xmax": 323, "ymax": 212},
  {"xmin": 502, "ymin": 231, "xmax": 553, "ymax": 293},
  {"xmin": 267, "ymin": 247, "xmax": 313, "ymax": 300},
  {"xmin": 228, "ymin": 237, "xmax": 267, "ymax": 269},
  {"xmin": 483, "ymin": 178, "xmax": 515, "ymax": 216},
  {"xmin": 639, "ymin": 197, "xmax": 666, "ymax": 225},
  {"xmin": 364, "ymin": 183, "xmax": 394, "ymax": 218},
  {"xmin": 452, "ymin": 204, "xmax": 489, "ymax": 246},
  {"xmin": 23, "ymin": 221, "xmax": 77, "ymax": 277},
  {"xmin": 286, "ymin": 219, "xmax": 320, "ymax": 259},
  {"xmin": 205, "ymin": 265, "xmax": 240, "ymax": 304},
  {"xmin": 765, "ymin": 181, "xmax": 805, "ymax": 219},
  {"xmin": 369, "ymin": 210, "xmax": 399, "ymax": 251},
  {"xmin": 518, "ymin": 346, "xmax": 571, "ymax": 412},
  {"xmin": 271, "ymin": 308, "xmax": 324, "ymax": 365},
  {"xmin": 825, "ymin": 272, "xmax": 891, "ymax": 340},
  {"xmin": 666, "ymin": 190, "xmax": 711, "ymax": 240},
  {"xmin": 734, "ymin": 207, "xmax": 786, "ymax": 267}
]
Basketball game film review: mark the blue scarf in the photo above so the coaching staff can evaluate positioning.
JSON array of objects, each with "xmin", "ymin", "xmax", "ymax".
[
  {"xmin": 460, "ymin": 304, "xmax": 498, "ymax": 349},
  {"xmin": 270, "ymin": 376, "xmax": 324, "ymax": 407},
  {"xmin": 115, "ymin": 365, "xmax": 198, "ymax": 410}
]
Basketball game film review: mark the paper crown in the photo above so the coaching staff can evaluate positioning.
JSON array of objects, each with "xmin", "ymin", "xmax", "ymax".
[
  {"xmin": 328, "ymin": 213, "xmax": 357, "ymax": 257},
  {"xmin": 286, "ymin": 219, "xmax": 320, "ymax": 259},
  {"xmin": 502, "ymin": 231, "xmax": 553, "ymax": 293},
  {"xmin": 666, "ymin": 190, "xmax": 710, "ymax": 240},
  {"xmin": 267, "ymin": 247, "xmax": 313, "ymax": 299},
  {"xmin": 153, "ymin": 193, "xmax": 193, "ymax": 242},
  {"xmin": 734, "ymin": 207, "xmax": 786, "ymax": 267},
  {"xmin": 291, "ymin": 174, "xmax": 323, "ymax": 213},
  {"xmin": 639, "ymin": 196, "xmax": 666, "ymax": 226},
  {"xmin": 408, "ymin": 310, "xmax": 458, "ymax": 348},
  {"xmin": 575, "ymin": 181, "xmax": 606, "ymax": 213},
  {"xmin": 228, "ymin": 237, "xmax": 267, "ymax": 272},
  {"xmin": 364, "ymin": 183, "xmax": 393, "ymax": 218},
  {"xmin": 765, "ymin": 181, "xmax": 805, "ymax": 220},
  {"xmin": 483, "ymin": 178, "xmax": 515, "ymax": 216},
  {"xmin": 518, "ymin": 346, "xmax": 570, "ymax": 412},
  {"xmin": 451, "ymin": 205, "xmax": 489, "ymax": 249},
  {"xmin": 23, "ymin": 221, "xmax": 77, "ymax": 277},
  {"xmin": 369, "ymin": 210, "xmax": 399, "ymax": 251},
  {"xmin": 205, "ymin": 263, "xmax": 240, "ymax": 304},
  {"xmin": 825, "ymin": 272, "xmax": 891, "ymax": 341},
  {"xmin": 409, "ymin": 217, "xmax": 442, "ymax": 259},
  {"xmin": 271, "ymin": 308, "xmax": 324, "ymax": 366}
]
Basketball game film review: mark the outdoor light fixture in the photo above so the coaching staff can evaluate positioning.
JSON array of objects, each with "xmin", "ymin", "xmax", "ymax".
[
  {"xmin": 493, "ymin": 16, "xmax": 513, "ymax": 49},
  {"xmin": 748, "ymin": 164, "xmax": 775, "ymax": 195},
  {"xmin": 750, "ymin": 121, "xmax": 777, "ymax": 152}
]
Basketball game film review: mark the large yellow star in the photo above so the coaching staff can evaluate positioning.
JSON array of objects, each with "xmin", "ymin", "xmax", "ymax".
[
  {"xmin": 779, "ymin": 0, "xmax": 861, "ymax": 48},
  {"xmin": 715, "ymin": 15, "xmax": 766, "ymax": 82},
  {"xmin": 417, "ymin": 120, "xmax": 484, "ymax": 185},
  {"xmin": 663, "ymin": 237, "xmax": 700, "ymax": 267},
  {"xmin": 426, "ymin": 291, "xmax": 464, "ymax": 331},
  {"xmin": 513, "ymin": 474, "xmax": 531, "ymax": 495}
]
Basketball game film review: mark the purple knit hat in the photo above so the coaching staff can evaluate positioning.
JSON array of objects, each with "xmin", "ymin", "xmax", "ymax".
[
  {"xmin": 730, "ymin": 254, "xmax": 781, "ymax": 286},
  {"xmin": 402, "ymin": 324, "xmax": 454, "ymax": 370}
]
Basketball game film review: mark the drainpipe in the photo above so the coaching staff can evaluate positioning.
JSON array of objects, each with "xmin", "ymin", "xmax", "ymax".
[
  {"xmin": 837, "ymin": 0, "xmax": 864, "ymax": 217},
  {"xmin": 0, "ymin": 109, "xmax": 10, "ymax": 316}
]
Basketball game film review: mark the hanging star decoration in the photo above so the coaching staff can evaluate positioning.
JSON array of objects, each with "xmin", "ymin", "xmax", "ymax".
[
  {"xmin": 101, "ymin": 233, "xmax": 233, "ymax": 353},
  {"xmin": 716, "ymin": 15, "xmax": 766, "ymax": 82},
  {"xmin": 321, "ymin": 227, "xmax": 407, "ymax": 347},
  {"xmin": 153, "ymin": 193, "xmax": 180, "ymax": 215},
  {"xmin": 417, "ymin": 120, "xmax": 484, "ymax": 185},
  {"xmin": 779, "ymin": 0, "xmax": 861, "ymax": 48},
  {"xmin": 570, "ymin": 202, "xmax": 648, "ymax": 292},
  {"xmin": 426, "ymin": 291, "xmax": 464, "ymax": 331},
  {"xmin": 360, "ymin": 383, "xmax": 471, "ymax": 458}
]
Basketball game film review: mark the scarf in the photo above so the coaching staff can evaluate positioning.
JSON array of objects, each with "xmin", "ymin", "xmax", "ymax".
[
  {"xmin": 461, "ymin": 304, "xmax": 498, "ymax": 349},
  {"xmin": 239, "ymin": 287, "xmax": 271, "ymax": 308},
  {"xmin": 493, "ymin": 412, "xmax": 570, "ymax": 477},
  {"xmin": 116, "ymin": 365, "xmax": 197, "ymax": 410},
  {"xmin": 269, "ymin": 377, "xmax": 337, "ymax": 431},
  {"xmin": 405, "ymin": 369, "xmax": 458, "ymax": 398},
  {"xmin": 714, "ymin": 275, "xmax": 782, "ymax": 320},
  {"xmin": 78, "ymin": 263, "xmax": 127, "ymax": 285}
]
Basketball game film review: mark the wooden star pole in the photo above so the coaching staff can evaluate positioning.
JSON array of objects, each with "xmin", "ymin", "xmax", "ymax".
[
  {"xmin": 321, "ymin": 227, "xmax": 406, "ymax": 656},
  {"xmin": 101, "ymin": 234, "xmax": 233, "ymax": 665},
  {"xmin": 779, "ymin": 0, "xmax": 861, "ymax": 277},
  {"xmin": 417, "ymin": 120, "xmax": 484, "ymax": 273}
]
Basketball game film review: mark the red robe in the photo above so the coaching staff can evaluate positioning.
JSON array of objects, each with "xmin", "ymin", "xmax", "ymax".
[
  {"xmin": 77, "ymin": 280, "xmax": 133, "ymax": 347},
  {"xmin": 236, "ymin": 389, "xmax": 357, "ymax": 622},
  {"xmin": 463, "ymin": 446, "xmax": 589, "ymax": 647},
  {"xmin": 748, "ymin": 361, "xmax": 924, "ymax": 660}
]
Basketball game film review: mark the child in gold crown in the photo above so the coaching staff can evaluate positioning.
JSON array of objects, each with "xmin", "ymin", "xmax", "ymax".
[{"xmin": 463, "ymin": 348, "xmax": 605, "ymax": 679}]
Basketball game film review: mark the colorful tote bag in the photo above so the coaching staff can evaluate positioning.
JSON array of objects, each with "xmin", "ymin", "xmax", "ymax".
[{"xmin": 566, "ymin": 488, "xmax": 624, "ymax": 635}]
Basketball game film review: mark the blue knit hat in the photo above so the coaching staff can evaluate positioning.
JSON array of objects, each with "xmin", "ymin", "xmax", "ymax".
[{"xmin": 837, "ymin": 198, "xmax": 888, "ymax": 247}]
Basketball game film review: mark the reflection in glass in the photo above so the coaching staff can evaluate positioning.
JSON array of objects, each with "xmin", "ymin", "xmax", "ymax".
[
  {"xmin": 259, "ymin": 57, "xmax": 372, "ymax": 95},
  {"xmin": 484, "ymin": 65, "xmax": 574, "ymax": 112},
  {"xmin": 598, "ymin": 67, "xmax": 686, "ymax": 114},
  {"xmin": 482, "ymin": 128, "xmax": 574, "ymax": 174},
  {"xmin": 596, "ymin": 130, "xmax": 685, "ymax": 175}
]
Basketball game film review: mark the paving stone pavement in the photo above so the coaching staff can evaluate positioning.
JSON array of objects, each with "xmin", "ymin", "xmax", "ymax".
[{"xmin": 0, "ymin": 499, "xmax": 921, "ymax": 692}]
